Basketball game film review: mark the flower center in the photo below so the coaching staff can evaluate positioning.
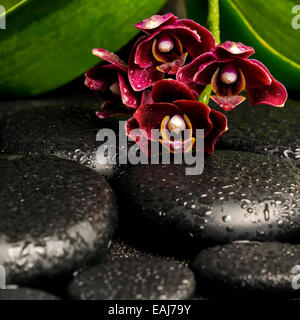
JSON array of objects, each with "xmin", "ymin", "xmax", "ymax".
[
  {"xmin": 157, "ymin": 35, "xmax": 174, "ymax": 53},
  {"xmin": 167, "ymin": 114, "xmax": 186, "ymax": 134},
  {"xmin": 220, "ymin": 63, "xmax": 238, "ymax": 85},
  {"xmin": 160, "ymin": 114, "xmax": 194, "ymax": 153}
]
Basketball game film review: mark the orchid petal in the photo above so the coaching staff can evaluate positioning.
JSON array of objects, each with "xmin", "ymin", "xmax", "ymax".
[
  {"xmin": 204, "ymin": 109, "xmax": 228, "ymax": 153},
  {"xmin": 128, "ymin": 37, "xmax": 164, "ymax": 91},
  {"xmin": 246, "ymin": 59, "xmax": 287, "ymax": 107},
  {"xmin": 135, "ymin": 13, "xmax": 178, "ymax": 33},
  {"xmin": 134, "ymin": 102, "xmax": 179, "ymax": 140},
  {"xmin": 135, "ymin": 24, "xmax": 202, "ymax": 68},
  {"xmin": 141, "ymin": 89, "xmax": 154, "ymax": 105},
  {"xmin": 84, "ymin": 65, "xmax": 117, "ymax": 92},
  {"xmin": 125, "ymin": 117, "xmax": 151, "ymax": 156},
  {"xmin": 156, "ymin": 52, "xmax": 188, "ymax": 74},
  {"xmin": 96, "ymin": 101, "xmax": 132, "ymax": 119},
  {"xmin": 237, "ymin": 58, "xmax": 272, "ymax": 88},
  {"xmin": 152, "ymin": 79, "xmax": 196, "ymax": 103},
  {"xmin": 173, "ymin": 100, "xmax": 213, "ymax": 137},
  {"xmin": 213, "ymin": 41, "xmax": 255, "ymax": 59},
  {"xmin": 118, "ymin": 73, "xmax": 140, "ymax": 109},
  {"xmin": 177, "ymin": 19, "xmax": 216, "ymax": 53},
  {"xmin": 177, "ymin": 52, "xmax": 218, "ymax": 85},
  {"xmin": 210, "ymin": 95, "xmax": 246, "ymax": 111},
  {"xmin": 92, "ymin": 48, "xmax": 127, "ymax": 72}
]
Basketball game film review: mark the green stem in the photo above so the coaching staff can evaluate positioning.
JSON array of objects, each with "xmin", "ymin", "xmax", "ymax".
[
  {"xmin": 198, "ymin": 0, "xmax": 220, "ymax": 105},
  {"xmin": 207, "ymin": 0, "xmax": 220, "ymax": 45}
]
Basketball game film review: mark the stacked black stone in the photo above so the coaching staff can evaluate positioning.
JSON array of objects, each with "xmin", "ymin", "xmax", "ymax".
[{"xmin": 0, "ymin": 98, "xmax": 299, "ymax": 299}]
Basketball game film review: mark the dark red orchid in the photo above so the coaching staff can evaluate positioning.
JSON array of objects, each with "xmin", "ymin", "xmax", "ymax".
[
  {"xmin": 177, "ymin": 41, "xmax": 288, "ymax": 111},
  {"xmin": 85, "ymin": 49, "xmax": 140, "ymax": 119},
  {"xmin": 126, "ymin": 79, "xmax": 227, "ymax": 156},
  {"xmin": 128, "ymin": 13, "xmax": 215, "ymax": 92}
]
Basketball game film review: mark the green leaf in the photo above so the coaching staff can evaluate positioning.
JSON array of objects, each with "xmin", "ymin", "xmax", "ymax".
[
  {"xmin": 1, "ymin": 1, "xmax": 28, "ymax": 12},
  {"xmin": 185, "ymin": 0, "xmax": 208, "ymax": 27},
  {"xmin": 186, "ymin": 0, "xmax": 300, "ymax": 91},
  {"xmin": 0, "ymin": 0, "xmax": 166, "ymax": 97},
  {"xmin": 220, "ymin": 0, "xmax": 300, "ymax": 91}
]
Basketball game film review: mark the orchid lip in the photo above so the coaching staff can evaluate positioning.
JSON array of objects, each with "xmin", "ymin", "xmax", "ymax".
[
  {"xmin": 220, "ymin": 63, "xmax": 238, "ymax": 85},
  {"xmin": 160, "ymin": 137, "xmax": 195, "ymax": 153},
  {"xmin": 167, "ymin": 114, "xmax": 186, "ymax": 134},
  {"xmin": 159, "ymin": 113, "xmax": 195, "ymax": 154},
  {"xmin": 160, "ymin": 113, "xmax": 193, "ymax": 145},
  {"xmin": 157, "ymin": 35, "xmax": 175, "ymax": 53}
]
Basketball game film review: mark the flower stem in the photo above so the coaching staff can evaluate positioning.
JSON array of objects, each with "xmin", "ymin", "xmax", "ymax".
[
  {"xmin": 198, "ymin": 0, "xmax": 220, "ymax": 105},
  {"xmin": 207, "ymin": 0, "xmax": 220, "ymax": 45}
]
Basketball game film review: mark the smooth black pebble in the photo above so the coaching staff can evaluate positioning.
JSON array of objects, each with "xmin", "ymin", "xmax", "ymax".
[
  {"xmin": 102, "ymin": 239, "xmax": 189, "ymax": 266},
  {"xmin": 102, "ymin": 240, "xmax": 155, "ymax": 261},
  {"xmin": 192, "ymin": 241, "xmax": 300, "ymax": 296},
  {"xmin": 0, "ymin": 286, "xmax": 59, "ymax": 300},
  {"xmin": 68, "ymin": 257, "xmax": 195, "ymax": 300},
  {"xmin": 0, "ymin": 154, "xmax": 118, "ymax": 284},
  {"xmin": 0, "ymin": 105, "xmax": 129, "ymax": 179},
  {"xmin": 113, "ymin": 150, "xmax": 300, "ymax": 244},
  {"xmin": 216, "ymin": 99, "xmax": 300, "ymax": 168}
]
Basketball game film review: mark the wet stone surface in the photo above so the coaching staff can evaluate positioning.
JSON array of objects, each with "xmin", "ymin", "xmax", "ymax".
[
  {"xmin": 215, "ymin": 99, "xmax": 300, "ymax": 168},
  {"xmin": 1, "ymin": 93, "xmax": 300, "ymax": 299},
  {"xmin": 102, "ymin": 239, "xmax": 189, "ymax": 266},
  {"xmin": 192, "ymin": 241, "xmax": 300, "ymax": 297},
  {"xmin": 0, "ymin": 104, "xmax": 130, "ymax": 180},
  {"xmin": 102, "ymin": 239, "xmax": 155, "ymax": 261},
  {"xmin": 0, "ymin": 287, "xmax": 60, "ymax": 300},
  {"xmin": 68, "ymin": 257, "xmax": 196, "ymax": 300},
  {"xmin": 0, "ymin": 154, "xmax": 118, "ymax": 284},
  {"xmin": 0, "ymin": 93, "xmax": 99, "ymax": 120},
  {"xmin": 113, "ymin": 150, "xmax": 300, "ymax": 244}
]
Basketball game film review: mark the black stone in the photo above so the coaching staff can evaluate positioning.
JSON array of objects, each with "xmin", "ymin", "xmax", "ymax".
[
  {"xmin": 0, "ymin": 104, "xmax": 129, "ymax": 179},
  {"xmin": 113, "ymin": 150, "xmax": 300, "ymax": 244},
  {"xmin": 215, "ymin": 99, "xmax": 300, "ymax": 168},
  {"xmin": 192, "ymin": 241, "xmax": 300, "ymax": 296},
  {"xmin": 0, "ymin": 286, "xmax": 60, "ymax": 300},
  {"xmin": 103, "ymin": 240, "xmax": 155, "ymax": 261},
  {"xmin": 68, "ymin": 257, "xmax": 195, "ymax": 300},
  {"xmin": 102, "ymin": 239, "xmax": 189, "ymax": 266},
  {"xmin": 0, "ymin": 154, "xmax": 118, "ymax": 284},
  {"xmin": 0, "ymin": 93, "xmax": 99, "ymax": 120}
]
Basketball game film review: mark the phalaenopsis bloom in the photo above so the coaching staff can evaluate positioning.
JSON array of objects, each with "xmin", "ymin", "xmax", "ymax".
[
  {"xmin": 85, "ymin": 49, "xmax": 140, "ymax": 119},
  {"xmin": 128, "ymin": 13, "xmax": 215, "ymax": 91},
  {"xmin": 177, "ymin": 41, "xmax": 288, "ymax": 111},
  {"xmin": 126, "ymin": 79, "xmax": 227, "ymax": 155},
  {"xmin": 84, "ymin": 13, "xmax": 288, "ymax": 156}
]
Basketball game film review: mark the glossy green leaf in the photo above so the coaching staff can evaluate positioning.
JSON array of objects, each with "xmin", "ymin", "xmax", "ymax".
[
  {"xmin": 1, "ymin": 0, "xmax": 28, "ymax": 12},
  {"xmin": 186, "ymin": 0, "xmax": 300, "ymax": 90},
  {"xmin": 0, "ymin": 0, "xmax": 166, "ymax": 97},
  {"xmin": 185, "ymin": 0, "xmax": 207, "ymax": 28}
]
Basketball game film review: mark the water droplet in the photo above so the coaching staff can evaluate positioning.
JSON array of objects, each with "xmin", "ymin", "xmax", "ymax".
[
  {"xmin": 263, "ymin": 203, "xmax": 270, "ymax": 221},
  {"xmin": 222, "ymin": 215, "xmax": 232, "ymax": 223}
]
